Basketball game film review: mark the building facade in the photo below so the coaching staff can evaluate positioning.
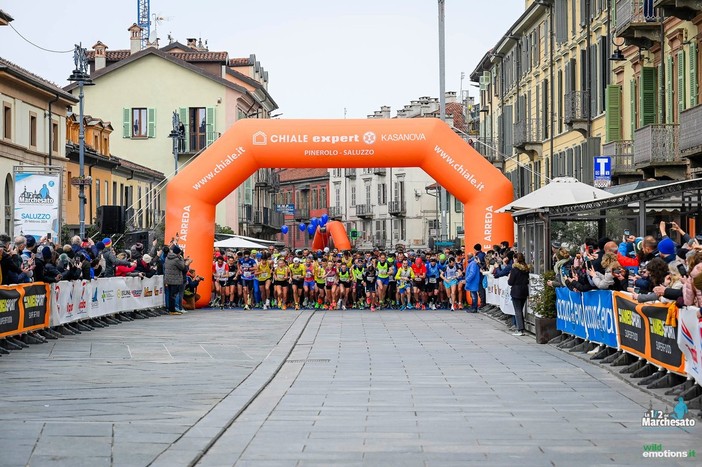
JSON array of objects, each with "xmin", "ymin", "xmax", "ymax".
[
  {"xmin": 0, "ymin": 51, "xmax": 76, "ymax": 236},
  {"xmin": 66, "ymin": 26, "xmax": 278, "ymax": 233},
  {"xmin": 275, "ymin": 168, "xmax": 329, "ymax": 249},
  {"xmin": 63, "ymin": 113, "xmax": 165, "ymax": 235},
  {"xmin": 472, "ymin": 0, "xmax": 699, "ymax": 203}
]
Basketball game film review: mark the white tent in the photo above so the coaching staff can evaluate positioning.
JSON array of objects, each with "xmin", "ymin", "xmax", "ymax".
[
  {"xmin": 496, "ymin": 177, "xmax": 614, "ymax": 213},
  {"xmin": 214, "ymin": 236, "xmax": 269, "ymax": 249}
]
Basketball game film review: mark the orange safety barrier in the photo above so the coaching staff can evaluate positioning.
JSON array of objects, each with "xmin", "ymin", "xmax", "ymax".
[{"xmin": 166, "ymin": 119, "xmax": 514, "ymax": 308}]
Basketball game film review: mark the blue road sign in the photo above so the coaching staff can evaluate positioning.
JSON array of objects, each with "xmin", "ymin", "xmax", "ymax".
[{"xmin": 594, "ymin": 156, "xmax": 611, "ymax": 180}]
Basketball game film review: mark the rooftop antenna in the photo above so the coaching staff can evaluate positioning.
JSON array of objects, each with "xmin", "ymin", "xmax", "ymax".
[{"xmin": 151, "ymin": 13, "xmax": 170, "ymax": 45}]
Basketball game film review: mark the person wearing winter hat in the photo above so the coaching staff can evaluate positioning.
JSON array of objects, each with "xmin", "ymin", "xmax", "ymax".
[
  {"xmin": 101, "ymin": 237, "xmax": 132, "ymax": 278},
  {"xmin": 657, "ymin": 237, "xmax": 677, "ymax": 262}
]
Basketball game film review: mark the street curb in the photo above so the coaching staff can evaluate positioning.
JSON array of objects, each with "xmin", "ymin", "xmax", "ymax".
[{"xmin": 148, "ymin": 310, "xmax": 316, "ymax": 467}]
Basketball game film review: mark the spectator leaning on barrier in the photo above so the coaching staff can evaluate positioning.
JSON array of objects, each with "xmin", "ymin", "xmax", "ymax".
[
  {"xmin": 587, "ymin": 253, "xmax": 621, "ymax": 290},
  {"xmin": 101, "ymin": 237, "xmax": 132, "ymax": 278},
  {"xmin": 631, "ymin": 258, "xmax": 669, "ymax": 301},
  {"xmin": 508, "ymin": 252, "xmax": 530, "ymax": 336}
]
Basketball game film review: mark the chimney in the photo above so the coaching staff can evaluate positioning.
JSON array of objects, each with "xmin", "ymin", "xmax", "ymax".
[
  {"xmin": 92, "ymin": 41, "xmax": 107, "ymax": 71},
  {"xmin": 381, "ymin": 106, "xmax": 391, "ymax": 119},
  {"xmin": 128, "ymin": 23, "xmax": 143, "ymax": 54},
  {"xmin": 445, "ymin": 91, "xmax": 457, "ymax": 104},
  {"xmin": 186, "ymin": 38, "xmax": 198, "ymax": 49}
]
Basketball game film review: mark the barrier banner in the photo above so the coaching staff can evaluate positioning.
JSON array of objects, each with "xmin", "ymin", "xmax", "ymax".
[
  {"xmin": 0, "ymin": 283, "xmax": 50, "ymax": 339},
  {"xmin": 50, "ymin": 276, "xmax": 164, "ymax": 326},
  {"xmin": 484, "ymin": 275, "xmax": 514, "ymax": 315},
  {"xmin": 21, "ymin": 283, "xmax": 50, "ymax": 331},
  {"xmin": 613, "ymin": 292, "xmax": 647, "ymax": 357},
  {"xmin": 556, "ymin": 286, "xmax": 586, "ymax": 337},
  {"xmin": 642, "ymin": 304, "xmax": 684, "ymax": 374},
  {"xmin": 556, "ymin": 288, "xmax": 618, "ymax": 347},
  {"xmin": 0, "ymin": 287, "xmax": 22, "ymax": 338},
  {"xmin": 580, "ymin": 290, "xmax": 618, "ymax": 348},
  {"xmin": 678, "ymin": 307, "xmax": 702, "ymax": 386}
]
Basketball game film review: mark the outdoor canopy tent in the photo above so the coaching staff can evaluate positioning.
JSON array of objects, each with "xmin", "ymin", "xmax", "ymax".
[
  {"xmin": 496, "ymin": 177, "xmax": 614, "ymax": 213},
  {"xmin": 213, "ymin": 236, "xmax": 270, "ymax": 250}
]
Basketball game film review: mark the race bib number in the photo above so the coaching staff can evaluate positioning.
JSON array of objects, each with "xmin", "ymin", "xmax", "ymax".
[{"xmin": 429, "ymin": 277, "xmax": 437, "ymax": 284}]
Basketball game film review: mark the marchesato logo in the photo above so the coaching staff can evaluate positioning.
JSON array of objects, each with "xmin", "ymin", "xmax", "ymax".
[{"xmin": 363, "ymin": 131, "xmax": 376, "ymax": 145}]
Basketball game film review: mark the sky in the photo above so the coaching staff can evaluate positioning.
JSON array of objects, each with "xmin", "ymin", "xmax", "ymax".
[{"xmin": 2, "ymin": 0, "xmax": 525, "ymax": 119}]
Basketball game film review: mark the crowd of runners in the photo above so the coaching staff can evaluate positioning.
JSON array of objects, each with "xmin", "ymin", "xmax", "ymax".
[{"xmin": 207, "ymin": 242, "xmax": 514, "ymax": 312}]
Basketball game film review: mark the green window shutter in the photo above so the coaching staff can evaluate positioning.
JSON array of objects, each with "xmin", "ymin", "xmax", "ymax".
[
  {"xmin": 658, "ymin": 64, "xmax": 664, "ymax": 124},
  {"xmin": 147, "ymin": 108, "xmax": 156, "ymax": 138},
  {"xmin": 122, "ymin": 108, "xmax": 130, "ymax": 138},
  {"xmin": 178, "ymin": 107, "xmax": 189, "ymax": 150},
  {"xmin": 630, "ymin": 79, "xmax": 636, "ymax": 138},
  {"xmin": 691, "ymin": 42, "xmax": 698, "ymax": 107},
  {"xmin": 605, "ymin": 85, "xmax": 622, "ymax": 142},
  {"xmin": 640, "ymin": 67, "xmax": 657, "ymax": 127},
  {"xmin": 206, "ymin": 106, "xmax": 216, "ymax": 146},
  {"xmin": 678, "ymin": 51, "xmax": 686, "ymax": 116},
  {"xmin": 666, "ymin": 56, "xmax": 674, "ymax": 124}
]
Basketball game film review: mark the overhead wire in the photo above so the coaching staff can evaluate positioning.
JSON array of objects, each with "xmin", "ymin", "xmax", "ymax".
[{"xmin": 8, "ymin": 22, "xmax": 74, "ymax": 54}]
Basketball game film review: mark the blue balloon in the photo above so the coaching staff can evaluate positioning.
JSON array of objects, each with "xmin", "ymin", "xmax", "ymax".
[
  {"xmin": 311, "ymin": 217, "xmax": 319, "ymax": 227},
  {"xmin": 281, "ymin": 225, "xmax": 289, "ymax": 235},
  {"xmin": 307, "ymin": 224, "xmax": 316, "ymax": 235},
  {"xmin": 298, "ymin": 222, "xmax": 306, "ymax": 232},
  {"xmin": 321, "ymin": 213, "xmax": 329, "ymax": 224}
]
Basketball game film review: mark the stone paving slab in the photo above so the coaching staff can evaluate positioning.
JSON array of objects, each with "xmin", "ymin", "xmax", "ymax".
[
  {"xmin": 0, "ymin": 309, "xmax": 299, "ymax": 467},
  {"xmin": 195, "ymin": 310, "xmax": 702, "ymax": 466}
]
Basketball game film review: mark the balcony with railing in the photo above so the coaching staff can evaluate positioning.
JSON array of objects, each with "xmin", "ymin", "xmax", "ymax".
[
  {"xmin": 355, "ymin": 203, "xmax": 373, "ymax": 218},
  {"xmin": 634, "ymin": 124, "xmax": 687, "ymax": 179},
  {"xmin": 253, "ymin": 207, "xmax": 285, "ymax": 228},
  {"xmin": 345, "ymin": 168, "xmax": 356, "ymax": 178},
  {"xmin": 373, "ymin": 168, "xmax": 387, "ymax": 175},
  {"xmin": 513, "ymin": 119, "xmax": 542, "ymax": 158},
  {"xmin": 564, "ymin": 91, "xmax": 590, "ymax": 126},
  {"xmin": 329, "ymin": 205, "xmax": 344, "ymax": 219},
  {"xmin": 680, "ymin": 103, "xmax": 702, "ymax": 165},
  {"xmin": 254, "ymin": 169, "xmax": 279, "ymax": 189},
  {"xmin": 654, "ymin": 0, "xmax": 702, "ymax": 21},
  {"xmin": 471, "ymin": 138, "xmax": 499, "ymax": 163},
  {"xmin": 615, "ymin": 0, "xmax": 663, "ymax": 48},
  {"xmin": 388, "ymin": 200, "xmax": 406, "ymax": 216},
  {"xmin": 602, "ymin": 140, "xmax": 640, "ymax": 184},
  {"xmin": 239, "ymin": 203, "xmax": 253, "ymax": 223},
  {"xmin": 294, "ymin": 207, "xmax": 310, "ymax": 221}
]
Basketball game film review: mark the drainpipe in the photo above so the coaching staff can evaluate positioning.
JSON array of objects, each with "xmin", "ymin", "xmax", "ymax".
[
  {"xmin": 549, "ymin": 1, "xmax": 555, "ymax": 177},
  {"xmin": 586, "ymin": 0, "xmax": 592, "ymax": 137},
  {"xmin": 88, "ymin": 161, "xmax": 97, "ymax": 225},
  {"xmin": 47, "ymin": 93, "xmax": 60, "ymax": 166},
  {"xmin": 659, "ymin": 20, "xmax": 666, "ymax": 124}
]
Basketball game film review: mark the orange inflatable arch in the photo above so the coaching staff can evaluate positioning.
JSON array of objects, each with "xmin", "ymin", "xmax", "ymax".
[{"xmin": 166, "ymin": 119, "xmax": 513, "ymax": 308}]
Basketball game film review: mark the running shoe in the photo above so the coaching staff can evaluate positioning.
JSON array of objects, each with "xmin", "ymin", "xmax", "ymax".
[
  {"xmin": 295, "ymin": 304, "xmax": 300, "ymax": 310},
  {"xmin": 407, "ymin": 304, "xmax": 413, "ymax": 310},
  {"xmin": 400, "ymin": 305, "xmax": 406, "ymax": 311},
  {"xmin": 244, "ymin": 305, "xmax": 250, "ymax": 311},
  {"xmin": 342, "ymin": 305, "xmax": 347, "ymax": 310},
  {"xmin": 370, "ymin": 305, "xmax": 376, "ymax": 312},
  {"xmin": 512, "ymin": 331, "xmax": 525, "ymax": 336},
  {"xmin": 282, "ymin": 304, "xmax": 287, "ymax": 310}
]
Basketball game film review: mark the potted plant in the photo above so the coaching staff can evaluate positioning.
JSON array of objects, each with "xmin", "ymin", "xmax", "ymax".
[{"xmin": 531, "ymin": 270, "xmax": 560, "ymax": 344}]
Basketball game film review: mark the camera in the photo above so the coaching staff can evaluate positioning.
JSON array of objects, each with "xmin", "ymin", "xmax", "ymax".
[{"xmin": 623, "ymin": 229, "xmax": 630, "ymax": 236}]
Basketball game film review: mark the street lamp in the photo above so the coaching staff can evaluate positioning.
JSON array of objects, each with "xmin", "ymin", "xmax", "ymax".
[
  {"xmin": 68, "ymin": 43, "xmax": 93, "ymax": 239},
  {"xmin": 438, "ymin": 0, "xmax": 448, "ymax": 241},
  {"xmin": 168, "ymin": 111, "xmax": 184, "ymax": 174}
]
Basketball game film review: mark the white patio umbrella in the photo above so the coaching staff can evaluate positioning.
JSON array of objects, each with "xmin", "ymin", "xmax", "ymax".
[
  {"xmin": 496, "ymin": 177, "xmax": 614, "ymax": 213},
  {"xmin": 214, "ymin": 236, "xmax": 269, "ymax": 249}
]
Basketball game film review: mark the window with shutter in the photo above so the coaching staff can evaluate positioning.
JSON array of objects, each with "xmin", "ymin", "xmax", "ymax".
[
  {"xmin": 658, "ymin": 64, "xmax": 664, "ymax": 124},
  {"xmin": 630, "ymin": 79, "xmax": 636, "ymax": 138},
  {"xmin": 122, "ymin": 108, "xmax": 130, "ymax": 138},
  {"xmin": 147, "ymin": 108, "xmax": 156, "ymax": 138},
  {"xmin": 677, "ymin": 51, "xmax": 686, "ymax": 117},
  {"xmin": 605, "ymin": 85, "xmax": 622, "ymax": 142},
  {"xmin": 206, "ymin": 107, "xmax": 216, "ymax": 146},
  {"xmin": 666, "ymin": 56, "xmax": 674, "ymax": 124},
  {"xmin": 178, "ymin": 108, "xmax": 190, "ymax": 151},
  {"xmin": 639, "ymin": 67, "xmax": 657, "ymax": 127},
  {"xmin": 691, "ymin": 42, "xmax": 698, "ymax": 107}
]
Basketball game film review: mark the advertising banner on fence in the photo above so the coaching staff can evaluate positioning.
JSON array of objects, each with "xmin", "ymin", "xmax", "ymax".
[
  {"xmin": 613, "ymin": 292, "xmax": 648, "ymax": 357},
  {"xmin": 612, "ymin": 292, "xmax": 685, "ymax": 374},
  {"xmin": 556, "ymin": 288, "xmax": 618, "ymax": 348},
  {"xmin": 0, "ymin": 283, "xmax": 50, "ymax": 339},
  {"xmin": 485, "ymin": 275, "xmax": 514, "ymax": 315},
  {"xmin": 641, "ymin": 304, "xmax": 685, "ymax": 374},
  {"xmin": 678, "ymin": 307, "xmax": 702, "ymax": 386},
  {"xmin": 13, "ymin": 170, "xmax": 61, "ymax": 241},
  {"xmin": 50, "ymin": 276, "xmax": 164, "ymax": 326}
]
